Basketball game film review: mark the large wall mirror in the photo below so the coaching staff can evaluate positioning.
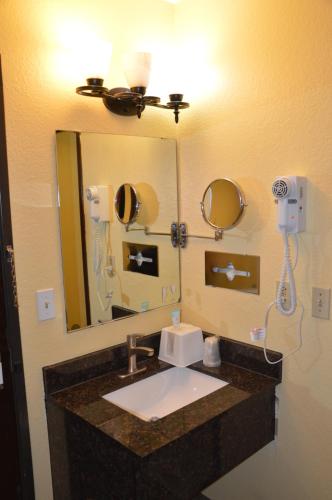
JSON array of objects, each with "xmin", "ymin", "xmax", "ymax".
[{"xmin": 56, "ymin": 131, "xmax": 180, "ymax": 332}]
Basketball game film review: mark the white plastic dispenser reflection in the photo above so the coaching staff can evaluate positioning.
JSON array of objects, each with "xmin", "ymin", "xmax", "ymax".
[{"xmin": 158, "ymin": 323, "xmax": 204, "ymax": 367}]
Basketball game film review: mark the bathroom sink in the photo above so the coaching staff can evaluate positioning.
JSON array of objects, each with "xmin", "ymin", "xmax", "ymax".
[{"xmin": 103, "ymin": 367, "xmax": 228, "ymax": 422}]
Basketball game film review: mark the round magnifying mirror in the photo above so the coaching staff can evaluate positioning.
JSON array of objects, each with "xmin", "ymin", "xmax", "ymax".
[
  {"xmin": 115, "ymin": 183, "xmax": 141, "ymax": 225},
  {"xmin": 201, "ymin": 178, "xmax": 246, "ymax": 231}
]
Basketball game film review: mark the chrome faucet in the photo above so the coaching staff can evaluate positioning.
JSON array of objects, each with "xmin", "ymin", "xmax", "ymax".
[{"xmin": 118, "ymin": 334, "xmax": 154, "ymax": 379}]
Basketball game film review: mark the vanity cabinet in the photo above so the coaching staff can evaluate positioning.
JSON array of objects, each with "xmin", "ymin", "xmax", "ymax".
[{"xmin": 44, "ymin": 333, "xmax": 281, "ymax": 500}]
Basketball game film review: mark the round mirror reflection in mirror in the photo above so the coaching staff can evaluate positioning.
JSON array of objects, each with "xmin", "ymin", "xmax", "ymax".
[
  {"xmin": 115, "ymin": 183, "xmax": 141, "ymax": 225},
  {"xmin": 201, "ymin": 178, "xmax": 246, "ymax": 231}
]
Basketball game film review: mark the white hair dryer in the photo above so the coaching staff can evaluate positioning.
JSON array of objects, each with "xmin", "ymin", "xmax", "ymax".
[
  {"xmin": 263, "ymin": 176, "xmax": 307, "ymax": 364},
  {"xmin": 272, "ymin": 176, "xmax": 306, "ymax": 233},
  {"xmin": 86, "ymin": 185, "xmax": 110, "ymax": 223}
]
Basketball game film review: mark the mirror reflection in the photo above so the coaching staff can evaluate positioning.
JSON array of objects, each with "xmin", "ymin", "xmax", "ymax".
[
  {"xmin": 115, "ymin": 183, "xmax": 141, "ymax": 225},
  {"xmin": 201, "ymin": 178, "xmax": 245, "ymax": 231},
  {"xmin": 56, "ymin": 132, "xmax": 180, "ymax": 332}
]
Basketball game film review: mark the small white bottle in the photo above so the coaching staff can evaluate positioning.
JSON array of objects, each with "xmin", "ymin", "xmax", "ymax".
[{"xmin": 171, "ymin": 309, "xmax": 181, "ymax": 327}]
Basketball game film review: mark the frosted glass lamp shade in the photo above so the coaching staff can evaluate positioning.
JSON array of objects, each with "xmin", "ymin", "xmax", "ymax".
[
  {"xmin": 124, "ymin": 52, "xmax": 152, "ymax": 89},
  {"xmin": 85, "ymin": 42, "xmax": 112, "ymax": 81}
]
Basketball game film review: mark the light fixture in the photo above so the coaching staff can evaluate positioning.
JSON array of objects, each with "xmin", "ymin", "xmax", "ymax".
[{"xmin": 76, "ymin": 51, "xmax": 189, "ymax": 123}]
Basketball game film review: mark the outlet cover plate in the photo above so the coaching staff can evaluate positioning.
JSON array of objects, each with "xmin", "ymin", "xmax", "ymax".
[{"xmin": 312, "ymin": 287, "xmax": 331, "ymax": 320}]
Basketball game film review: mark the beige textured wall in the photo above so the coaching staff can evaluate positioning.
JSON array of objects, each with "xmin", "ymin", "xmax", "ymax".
[
  {"xmin": 0, "ymin": 1, "xmax": 176, "ymax": 499},
  {"xmin": 176, "ymin": 1, "xmax": 332, "ymax": 499}
]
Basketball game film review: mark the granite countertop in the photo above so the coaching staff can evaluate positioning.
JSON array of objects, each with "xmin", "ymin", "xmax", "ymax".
[{"xmin": 50, "ymin": 355, "xmax": 280, "ymax": 458}]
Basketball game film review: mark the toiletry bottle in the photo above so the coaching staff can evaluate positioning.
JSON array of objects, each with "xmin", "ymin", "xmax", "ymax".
[{"xmin": 171, "ymin": 309, "xmax": 180, "ymax": 327}]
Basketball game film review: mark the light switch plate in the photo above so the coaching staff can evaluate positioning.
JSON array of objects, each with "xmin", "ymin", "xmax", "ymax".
[
  {"xmin": 312, "ymin": 287, "xmax": 330, "ymax": 320},
  {"xmin": 36, "ymin": 288, "xmax": 56, "ymax": 320}
]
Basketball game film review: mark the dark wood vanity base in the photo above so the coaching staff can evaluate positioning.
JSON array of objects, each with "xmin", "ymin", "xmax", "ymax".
[{"xmin": 44, "ymin": 333, "xmax": 282, "ymax": 500}]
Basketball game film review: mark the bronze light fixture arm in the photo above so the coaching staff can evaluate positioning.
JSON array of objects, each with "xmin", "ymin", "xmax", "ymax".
[{"xmin": 76, "ymin": 79, "xmax": 189, "ymax": 123}]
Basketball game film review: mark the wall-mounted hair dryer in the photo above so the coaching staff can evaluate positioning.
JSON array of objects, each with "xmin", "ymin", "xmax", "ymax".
[
  {"xmin": 86, "ymin": 185, "xmax": 110, "ymax": 222},
  {"xmin": 272, "ymin": 176, "xmax": 306, "ymax": 233},
  {"xmin": 263, "ymin": 175, "xmax": 307, "ymax": 364}
]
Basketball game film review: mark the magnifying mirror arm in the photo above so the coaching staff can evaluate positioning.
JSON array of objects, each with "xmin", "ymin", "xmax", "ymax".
[
  {"xmin": 123, "ymin": 224, "xmax": 180, "ymax": 248},
  {"xmin": 144, "ymin": 226, "xmax": 171, "ymax": 237},
  {"xmin": 124, "ymin": 225, "xmax": 173, "ymax": 237},
  {"xmin": 125, "ymin": 225, "xmax": 145, "ymax": 232},
  {"xmin": 125, "ymin": 222, "xmax": 224, "ymax": 248},
  {"xmin": 123, "ymin": 222, "xmax": 225, "ymax": 248},
  {"xmin": 184, "ymin": 229, "xmax": 223, "ymax": 242}
]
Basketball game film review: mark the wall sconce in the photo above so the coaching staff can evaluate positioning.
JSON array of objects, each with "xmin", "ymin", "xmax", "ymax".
[{"xmin": 76, "ymin": 51, "xmax": 189, "ymax": 123}]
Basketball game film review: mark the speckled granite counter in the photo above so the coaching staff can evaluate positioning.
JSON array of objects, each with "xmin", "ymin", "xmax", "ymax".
[{"xmin": 43, "ymin": 333, "xmax": 282, "ymax": 500}]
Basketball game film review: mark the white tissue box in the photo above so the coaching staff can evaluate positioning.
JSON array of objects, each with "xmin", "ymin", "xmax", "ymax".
[{"xmin": 158, "ymin": 323, "xmax": 204, "ymax": 367}]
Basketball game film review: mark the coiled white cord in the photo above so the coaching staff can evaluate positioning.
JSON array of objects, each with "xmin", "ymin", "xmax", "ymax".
[
  {"xmin": 292, "ymin": 233, "xmax": 299, "ymax": 270},
  {"xmin": 263, "ymin": 300, "xmax": 304, "ymax": 364},
  {"xmin": 276, "ymin": 229, "xmax": 297, "ymax": 315},
  {"xmin": 263, "ymin": 229, "xmax": 304, "ymax": 364},
  {"xmin": 94, "ymin": 222, "xmax": 113, "ymax": 313},
  {"xmin": 94, "ymin": 224, "xmax": 102, "ymax": 275}
]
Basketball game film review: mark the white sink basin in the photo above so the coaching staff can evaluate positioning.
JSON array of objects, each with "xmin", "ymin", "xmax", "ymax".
[{"xmin": 103, "ymin": 367, "xmax": 228, "ymax": 422}]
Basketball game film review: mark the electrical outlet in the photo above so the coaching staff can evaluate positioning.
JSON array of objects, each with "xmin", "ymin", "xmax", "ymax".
[
  {"xmin": 276, "ymin": 281, "xmax": 290, "ymax": 310},
  {"xmin": 312, "ymin": 287, "xmax": 331, "ymax": 319},
  {"xmin": 105, "ymin": 255, "xmax": 115, "ymax": 276}
]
